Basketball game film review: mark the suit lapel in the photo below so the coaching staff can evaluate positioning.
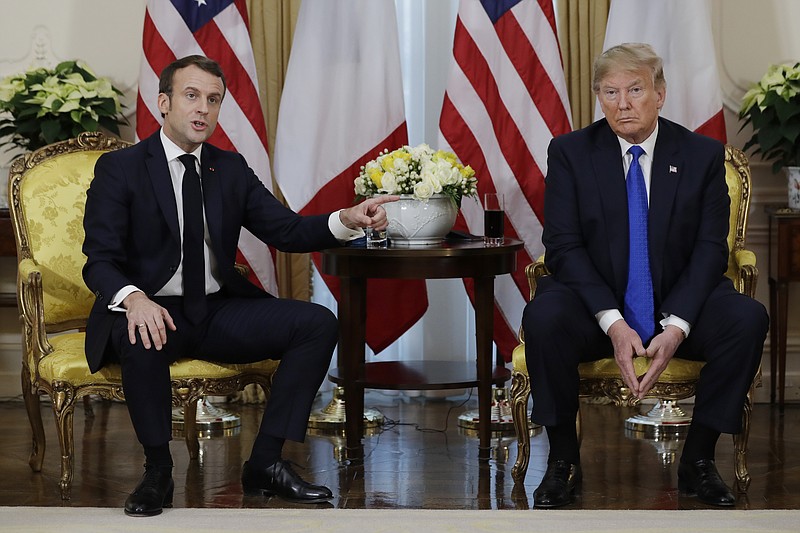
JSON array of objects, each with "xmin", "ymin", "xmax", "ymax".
[
  {"xmin": 200, "ymin": 146, "xmax": 224, "ymax": 253},
  {"xmin": 648, "ymin": 119, "xmax": 682, "ymax": 295},
  {"xmin": 145, "ymin": 136, "xmax": 180, "ymax": 244},
  {"xmin": 591, "ymin": 124, "xmax": 629, "ymax": 295}
]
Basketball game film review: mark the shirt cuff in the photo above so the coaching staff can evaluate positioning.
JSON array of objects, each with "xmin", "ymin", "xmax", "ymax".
[
  {"xmin": 328, "ymin": 210, "xmax": 364, "ymax": 242},
  {"xmin": 660, "ymin": 314, "xmax": 691, "ymax": 338},
  {"xmin": 109, "ymin": 285, "xmax": 141, "ymax": 312},
  {"xmin": 596, "ymin": 309, "xmax": 624, "ymax": 334}
]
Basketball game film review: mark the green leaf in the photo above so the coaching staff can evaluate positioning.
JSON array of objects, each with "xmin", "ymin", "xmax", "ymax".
[
  {"xmin": 80, "ymin": 114, "xmax": 98, "ymax": 131},
  {"xmin": 774, "ymin": 96, "xmax": 800, "ymax": 123},
  {"xmin": 40, "ymin": 119, "xmax": 62, "ymax": 144}
]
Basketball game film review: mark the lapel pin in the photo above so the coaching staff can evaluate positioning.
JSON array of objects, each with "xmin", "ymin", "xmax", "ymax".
[{"xmin": 669, "ymin": 165, "xmax": 677, "ymax": 173}]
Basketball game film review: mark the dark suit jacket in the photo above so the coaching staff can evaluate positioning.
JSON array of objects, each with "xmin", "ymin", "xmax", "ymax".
[
  {"xmin": 542, "ymin": 116, "xmax": 730, "ymax": 327},
  {"xmin": 82, "ymin": 132, "xmax": 340, "ymax": 372}
]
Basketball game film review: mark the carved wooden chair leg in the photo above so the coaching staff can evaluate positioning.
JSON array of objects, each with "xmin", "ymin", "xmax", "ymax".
[
  {"xmin": 510, "ymin": 371, "xmax": 531, "ymax": 483},
  {"xmin": 21, "ymin": 367, "xmax": 46, "ymax": 472},
  {"xmin": 183, "ymin": 398, "xmax": 200, "ymax": 460},
  {"xmin": 734, "ymin": 385, "xmax": 754, "ymax": 493},
  {"xmin": 51, "ymin": 385, "xmax": 77, "ymax": 500}
]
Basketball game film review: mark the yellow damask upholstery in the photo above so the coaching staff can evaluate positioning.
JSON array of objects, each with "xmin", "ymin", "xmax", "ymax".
[
  {"xmin": 510, "ymin": 145, "xmax": 760, "ymax": 493},
  {"xmin": 9, "ymin": 132, "xmax": 279, "ymax": 500}
]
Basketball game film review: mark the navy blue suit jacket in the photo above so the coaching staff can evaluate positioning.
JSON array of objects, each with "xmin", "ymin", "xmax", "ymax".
[
  {"xmin": 542, "ymin": 117, "xmax": 731, "ymax": 326},
  {"xmin": 82, "ymin": 132, "xmax": 339, "ymax": 372}
]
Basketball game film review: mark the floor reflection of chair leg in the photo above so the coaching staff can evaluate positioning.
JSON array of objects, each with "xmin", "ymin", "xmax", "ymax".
[
  {"xmin": 307, "ymin": 386, "xmax": 385, "ymax": 431},
  {"xmin": 624, "ymin": 399, "xmax": 691, "ymax": 438},
  {"xmin": 171, "ymin": 397, "xmax": 242, "ymax": 439}
]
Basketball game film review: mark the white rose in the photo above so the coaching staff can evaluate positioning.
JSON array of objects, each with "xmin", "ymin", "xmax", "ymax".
[
  {"xmin": 421, "ymin": 162, "xmax": 443, "ymax": 193},
  {"xmin": 379, "ymin": 171, "xmax": 398, "ymax": 194},
  {"xmin": 437, "ymin": 160, "xmax": 460, "ymax": 186},
  {"xmin": 413, "ymin": 179, "xmax": 434, "ymax": 200}
]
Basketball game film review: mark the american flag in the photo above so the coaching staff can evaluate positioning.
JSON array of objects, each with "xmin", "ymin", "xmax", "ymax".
[
  {"xmin": 439, "ymin": 0, "xmax": 572, "ymax": 357},
  {"xmin": 273, "ymin": 0, "xmax": 427, "ymax": 354},
  {"xmin": 136, "ymin": 0, "xmax": 278, "ymax": 294}
]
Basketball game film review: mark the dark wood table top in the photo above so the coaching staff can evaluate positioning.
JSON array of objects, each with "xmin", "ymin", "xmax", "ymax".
[{"xmin": 321, "ymin": 238, "xmax": 524, "ymax": 279}]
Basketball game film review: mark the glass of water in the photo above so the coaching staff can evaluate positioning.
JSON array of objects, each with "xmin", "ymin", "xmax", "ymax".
[{"xmin": 365, "ymin": 227, "xmax": 388, "ymax": 248}]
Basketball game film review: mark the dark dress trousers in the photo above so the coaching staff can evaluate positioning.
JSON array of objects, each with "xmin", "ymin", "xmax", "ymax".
[
  {"xmin": 522, "ymin": 117, "xmax": 768, "ymax": 434},
  {"xmin": 82, "ymin": 132, "xmax": 342, "ymax": 446}
]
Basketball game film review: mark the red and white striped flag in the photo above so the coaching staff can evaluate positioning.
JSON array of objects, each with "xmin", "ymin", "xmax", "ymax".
[
  {"xmin": 137, "ymin": 0, "xmax": 278, "ymax": 294},
  {"xmin": 273, "ymin": 0, "xmax": 427, "ymax": 354},
  {"xmin": 439, "ymin": 0, "xmax": 572, "ymax": 357},
  {"xmin": 598, "ymin": 0, "xmax": 726, "ymax": 142}
]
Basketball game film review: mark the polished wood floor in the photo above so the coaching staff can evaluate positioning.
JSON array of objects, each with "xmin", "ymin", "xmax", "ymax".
[{"xmin": 0, "ymin": 390, "xmax": 798, "ymax": 510}]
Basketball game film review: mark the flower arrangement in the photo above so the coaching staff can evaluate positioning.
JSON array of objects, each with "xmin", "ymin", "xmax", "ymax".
[
  {"xmin": 0, "ymin": 60, "xmax": 126, "ymax": 152},
  {"xmin": 354, "ymin": 143, "xmax": 478, "ymax": 207},
  {"xmin": 739, "ymin": 62, "xmax": 800, "ymax": 173}
]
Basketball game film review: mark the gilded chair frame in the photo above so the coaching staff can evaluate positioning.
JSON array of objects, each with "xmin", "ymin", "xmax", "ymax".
[
  {"xmin": 9, "ymin": 132, "xmax": 279, "ymax": 499},
  {"xmin": 509, "ymin": 145, "xmax": 760, "ymax": 493}
]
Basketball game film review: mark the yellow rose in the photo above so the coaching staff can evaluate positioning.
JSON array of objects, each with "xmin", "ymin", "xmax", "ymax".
[{"xmin": 368, "ymin": 167, "xmax": 384, "ymax": 188}]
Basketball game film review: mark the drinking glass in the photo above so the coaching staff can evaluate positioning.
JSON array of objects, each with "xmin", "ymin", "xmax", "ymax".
[
  {"xmin": 365, "ymin": 227, "xmax": 388, "ymax": 248},
  {"xmin": 483, "ymin": 193, "xmax": 504, "ymax": 246}
]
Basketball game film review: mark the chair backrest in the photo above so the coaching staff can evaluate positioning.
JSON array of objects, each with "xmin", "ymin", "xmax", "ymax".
[
  {"xmin": 8, "ymin": 132, "xmax": 131, "ymax": 328},
  {"xmin": 723, "ymin": 145, "xmax": 752, "ymax": 286}
]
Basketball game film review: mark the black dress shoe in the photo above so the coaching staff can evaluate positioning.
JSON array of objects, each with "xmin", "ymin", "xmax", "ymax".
[
  {"xmin": 678, "ymin": 459, "xmax": 735, "ymax": 507},
  {"xmin": 242, "ymin": 459, "xmax": 333, "ymax": 503},
  {"xmin": 124, "ymin": 465, "xmax": 174, "ymax": 517},
  {"xmin": 533, "ymin": 460, "xmax": 582, "ymax": 508}
]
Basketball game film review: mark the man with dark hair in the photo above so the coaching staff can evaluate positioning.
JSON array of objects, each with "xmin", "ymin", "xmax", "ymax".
[
  {"xmin": 82, "ymin": 54, "xmax": 396, "ymax": 516},
  {"xmin": 522, "ymin": 43, "xmax": 768, "ymax": 508}
]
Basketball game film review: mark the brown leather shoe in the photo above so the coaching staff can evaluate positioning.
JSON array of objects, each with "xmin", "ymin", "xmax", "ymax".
[
  {"xmin": 533, "ymin": 460, "xmax": 582, "ymax": 508},
  {"xmin": 124, "ymin": 465, "xmax": 174, "ymax": 517},
  {"xmin": 678, "ymin": 459, "xmax": 735, "ymax": 507},
  {"xmin": 242, "ymin": 460, "xmax": 333, "ymax": 503}
]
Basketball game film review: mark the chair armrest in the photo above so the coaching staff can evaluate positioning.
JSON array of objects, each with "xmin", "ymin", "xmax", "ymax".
[
  {"xmin": 16, "ymin": 258, "xmax": 54, "ymax": 361},
  {"xmin": 734, "ymin": 248, "xmax": 758, "ymax": 298}
]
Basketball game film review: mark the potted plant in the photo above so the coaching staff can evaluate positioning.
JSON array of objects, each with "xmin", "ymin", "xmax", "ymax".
[
  {"xmin": 739, "ymin": 62, "xmax": 800, "ymax": 209},
  {"xmin": 0, "ymin": 60, "xmax": 126, "ymax": 152}
]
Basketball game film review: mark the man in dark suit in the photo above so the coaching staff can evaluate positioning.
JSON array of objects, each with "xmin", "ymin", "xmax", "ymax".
[
  {"xmin": 522, "ymin": 43, "xmax": 768, "ymax": 508},
  {"xmin": 82, "ymin": 55, "xmax": 396, "ymax": 517}
]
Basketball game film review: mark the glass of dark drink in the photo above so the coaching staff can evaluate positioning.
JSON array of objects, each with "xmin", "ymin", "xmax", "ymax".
[{"xmin": 483, "ymin": 193, "xmax": 504, "ymax": 246}]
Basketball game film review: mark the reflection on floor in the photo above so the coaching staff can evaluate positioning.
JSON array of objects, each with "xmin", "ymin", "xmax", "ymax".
[{"xmin": 0, "ymin": 390, "xmax": 797, "ymax": 510}]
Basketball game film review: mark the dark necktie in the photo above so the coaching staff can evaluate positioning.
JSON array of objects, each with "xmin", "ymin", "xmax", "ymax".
[
  {"xmin": 178, "ymin": 154, "xmax": 207, "ymax": 324},
  {"xmin": 624, "ymin": 145, "xmax": 654, "ymax": 341}
]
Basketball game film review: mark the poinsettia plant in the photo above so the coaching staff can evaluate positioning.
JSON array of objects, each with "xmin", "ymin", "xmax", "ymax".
[
  {"xmin": 0, "ymin": 60, "xmax": 126, "ymax": 152},
  {"xmin": 739, "ymin": 62, "xmax": 800, "ymax": 173}
]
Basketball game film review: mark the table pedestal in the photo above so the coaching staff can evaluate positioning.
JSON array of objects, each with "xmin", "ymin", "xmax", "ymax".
[{"xmin": 321, "ymin": 240, "xmax": 522, "ymax": 460}]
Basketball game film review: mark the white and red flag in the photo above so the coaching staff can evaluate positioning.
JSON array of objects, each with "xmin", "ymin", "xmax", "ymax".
[
  {"xmin": 273, "ymin": 0, "xmax": 427, "ymax": 353},
  {"xmin": 137, "ymin": 0, "xmax": 278, "ymax": 294},
  {"xmin": 598, "ymin": 0, "xmax": 727, "ymax": 142},
  {"xmin": 438, "ymin": 0, "xmax": 573, "ymax": 357}
]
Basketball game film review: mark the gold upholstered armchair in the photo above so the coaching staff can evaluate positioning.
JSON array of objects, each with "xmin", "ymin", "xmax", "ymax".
[
  {"xmin": 510, "ymin": 145, "xmax": 761, "ymax": 493},
  {"xmin": 8, "ymin": 132, "xmax": 279, "ymax": 500}
]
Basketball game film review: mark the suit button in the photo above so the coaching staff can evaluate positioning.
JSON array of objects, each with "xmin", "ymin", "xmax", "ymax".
[{"xmin": 169, "ymin": 265, "xmax": 178, "ymax": 272}]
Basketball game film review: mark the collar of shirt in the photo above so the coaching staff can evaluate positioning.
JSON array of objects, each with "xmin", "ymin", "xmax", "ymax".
[
  {"xmin": 616, "ymin": 121, "xmax": 659, "ymax": 200},
  {"xmin": 160, "ymin": 128, "xmax": 203, "ymax": 167}
]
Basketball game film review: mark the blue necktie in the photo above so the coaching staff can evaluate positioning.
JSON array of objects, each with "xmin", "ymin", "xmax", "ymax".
[
  {"xmin": 624, "ymin": 145, "xmax": 654, "ymax": 341},
  {"xmin": 179, "ymin": 154, "xmax": 207, "ymax": 324}
]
